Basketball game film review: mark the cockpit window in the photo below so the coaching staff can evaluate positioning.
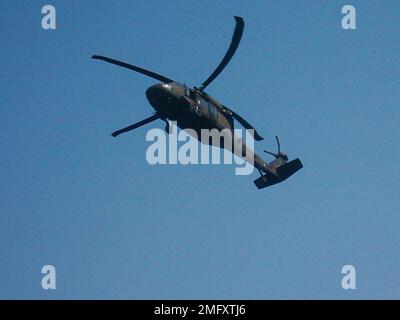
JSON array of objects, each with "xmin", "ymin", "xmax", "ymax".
[{"xmin": 190, "ymin": 90, "xmax": 197, "ymax": 100}]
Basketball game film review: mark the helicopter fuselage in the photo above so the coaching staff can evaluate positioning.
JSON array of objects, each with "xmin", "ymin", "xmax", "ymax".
[
  {"xmin": 92, "ymin": 15, "xmax": 303, "ymax": 189},
  {"xmin": 146, "ymin": 82, "xmax": 274, "ymax": 174}
]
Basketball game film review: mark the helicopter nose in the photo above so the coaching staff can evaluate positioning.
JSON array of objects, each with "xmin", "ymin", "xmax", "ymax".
[
  {"xmin": 146, "ymin": 82, "xmax": 178, "ymax": 112},
  {"xmin": 146, "ymin": 83, "xmax": 164, "ymax": 102}
]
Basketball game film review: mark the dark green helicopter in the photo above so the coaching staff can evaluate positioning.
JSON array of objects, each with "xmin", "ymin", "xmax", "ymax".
[{"xmin": 92, "ymin": 16, "xmax": 302, "ymax": 189}]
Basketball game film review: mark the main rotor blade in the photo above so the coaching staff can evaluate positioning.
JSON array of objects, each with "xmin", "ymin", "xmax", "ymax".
[
  {"xmin": 230, "ymin": 109, "xmax": 263, "ymax": 141},
  {"xmin": 199, "ymin": 16, "xmax": 244, "ymax": 91},
  {"xmin": 111, "ymin": 114, "xmax": 160, "ymax": 137},
  {"xmin": 92, "ymin": 55, "xmax": 174, "ymax": 83}
]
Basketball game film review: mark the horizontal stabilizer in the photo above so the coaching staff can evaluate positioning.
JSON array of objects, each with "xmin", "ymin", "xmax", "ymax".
[
  {"xmin": 277, "ymin": 158, "xmax": 303, "ymax": 180},
  {"xmin": 254, "ymin": 158, "xmax": 303, "ymax": 189}
]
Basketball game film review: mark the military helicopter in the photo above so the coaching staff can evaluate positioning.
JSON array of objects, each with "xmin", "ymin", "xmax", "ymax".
[{"xmin": 92, "ymin": 16, "xmax": 302, "ymax": 189}]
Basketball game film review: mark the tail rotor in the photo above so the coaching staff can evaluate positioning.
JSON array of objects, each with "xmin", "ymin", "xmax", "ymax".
[{"xmin": 264, "ymin": 136, "xmax": 288, "ymax": 161}]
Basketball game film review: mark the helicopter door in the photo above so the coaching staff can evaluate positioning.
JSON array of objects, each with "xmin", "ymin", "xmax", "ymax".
[
  {"xmin": 208, "ymin": 102, "xmax": 218, "ymax": 120},
  {"xmin": 186, "ymin": 90, "xmax": 200, "ymax": 116}
]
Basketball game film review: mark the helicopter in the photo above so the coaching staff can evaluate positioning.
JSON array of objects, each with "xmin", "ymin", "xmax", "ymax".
[{"xmin": 92, "ymin": 16, "xmax": 302, "ymax": 189}]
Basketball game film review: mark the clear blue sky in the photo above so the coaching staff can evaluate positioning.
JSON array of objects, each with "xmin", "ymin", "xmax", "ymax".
[{"xmin": 1, "ymin": 0, "xmax": 399, "ymax": 299}]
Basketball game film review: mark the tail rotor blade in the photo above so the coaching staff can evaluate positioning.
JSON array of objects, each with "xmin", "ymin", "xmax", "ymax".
[
  {"xmin": 275, "ymin": 136, "xmax": 281, "ymax": 154},
  {"xmin": 264, "ymin": 150, "xmax": 278, "ymax": 158}
]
